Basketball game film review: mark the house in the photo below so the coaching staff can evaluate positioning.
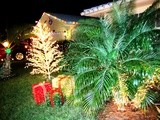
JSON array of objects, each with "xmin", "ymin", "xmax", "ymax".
[
  {"xmin": 80, "ymin": 0, "xmax": 160, "ymax": 28},
  {"xmin": 80, "ymin": 0, "xmax": 160, "ymax": 51},
  {"xmin": 81, "ymin": 0, "xmax": 158, "ymax": 17},
  {"xmin": 37, "ymin": 12, "xmax": 84, "ymax": 41}
]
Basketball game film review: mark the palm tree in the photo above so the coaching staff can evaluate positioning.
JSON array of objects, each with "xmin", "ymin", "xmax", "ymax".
[{"xmin": 63, "ymin": 0, "xmax": 160, "ymax": 114}]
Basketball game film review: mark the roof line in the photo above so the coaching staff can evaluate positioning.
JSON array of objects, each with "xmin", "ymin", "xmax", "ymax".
[{"xmin": 80, "ymin": 0, "xmax": 131, "ymax": 16}]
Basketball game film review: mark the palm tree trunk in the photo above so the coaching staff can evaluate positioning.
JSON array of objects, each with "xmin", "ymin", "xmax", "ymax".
[{"xmin": 112, "ymin": 73, "xmax": 129, "ymax": 111}]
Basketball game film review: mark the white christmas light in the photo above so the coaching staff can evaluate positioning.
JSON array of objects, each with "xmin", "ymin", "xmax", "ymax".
[{"xmin": 26, "ymin": 22, "xmax": 63, "ymax": 81}]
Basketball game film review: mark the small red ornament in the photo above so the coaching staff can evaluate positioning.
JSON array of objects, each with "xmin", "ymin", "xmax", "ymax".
[
  {"xmin": 49, "ymin": 87, "xmax": 64, "ymax": 107},
  {"xmin": 50, "ymin": 77, "xmax": 65, "ymax": 107},
  {"xmin": 32, "ymin": 82, "xmax": 52, "ymax": 105}
]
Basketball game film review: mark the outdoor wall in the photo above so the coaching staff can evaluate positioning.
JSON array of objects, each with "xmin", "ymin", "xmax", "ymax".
[
  {"xmin": 38, "ymin": 12, "xmax": 77, "ymax": 41},
  {"xmin": 81, "ymin": 0, "xmax": 158, "ymax": 17}
]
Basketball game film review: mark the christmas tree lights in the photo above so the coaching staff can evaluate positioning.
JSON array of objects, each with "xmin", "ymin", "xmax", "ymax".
[{"xmin": 26, "ymin": 22, "xmax": 63, "ymax": 81}]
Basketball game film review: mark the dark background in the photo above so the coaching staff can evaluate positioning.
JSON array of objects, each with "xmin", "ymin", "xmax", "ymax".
[{"xmin": 0, "ymin": 0, "xmax": 112, "ymax": 30}]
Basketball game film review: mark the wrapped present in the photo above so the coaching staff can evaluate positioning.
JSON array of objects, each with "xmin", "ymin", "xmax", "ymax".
[
  {"xmin": 50, "ymin": 75, "xmax": 75, "ymax": 107},
  {"xmin": 43, "ymin": 82, "xmax": 52, "ymax": 92},
  {"xmin": 49, "ymin": 87, "xmax": 64, "ymax": 107},
  {"xmin": 52, "ymin": 75, "xmax": 75, "ymax": 97},
  {"xmin": 32, "ymin": 82, "xmax": 52, "ymax": 105}
]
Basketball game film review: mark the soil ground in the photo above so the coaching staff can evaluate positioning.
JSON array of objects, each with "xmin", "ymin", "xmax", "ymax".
[{"xmin": 98, "ymin": 101, "xmax": 159, "ymax": 120}]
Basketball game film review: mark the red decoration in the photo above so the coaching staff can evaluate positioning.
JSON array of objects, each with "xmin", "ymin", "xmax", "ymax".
[
  {"xmin": 49, "ymin": 87, "xmax": 64, "ymax": 107},
  {"xmin": 32, "ymin": 82, "xmax": 52, "ymax": 105},
  {"xmin": 50, "ymin": 77, "xmax": 65, "ymax": 107}
]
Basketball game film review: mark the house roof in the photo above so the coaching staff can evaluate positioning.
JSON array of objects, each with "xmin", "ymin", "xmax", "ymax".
[
  {"xmin": 80, "ymin": 0, "xmax": 156, "ymax": 17},
  {"xmin": 47, "ymin": 13, "xmax": 89, "ymax": 22}
]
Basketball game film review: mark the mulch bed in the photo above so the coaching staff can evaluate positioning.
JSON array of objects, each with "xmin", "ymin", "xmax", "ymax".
[{"xmin": 98, "ymin": 101, "xmax": 158, "ymax": 120}]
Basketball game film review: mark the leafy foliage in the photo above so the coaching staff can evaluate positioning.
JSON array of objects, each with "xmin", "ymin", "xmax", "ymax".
[
  {"xmin": 63, "ymin": 0, "xmax": 160, "ymax": 113},
  {"xmin": 0, "ymin": 62, "xmax": 96, "ymax": 120}
]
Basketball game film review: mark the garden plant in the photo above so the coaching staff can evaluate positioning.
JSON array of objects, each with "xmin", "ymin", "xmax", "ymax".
[{"xmin": 63, "ymin": 0, "xmax": 160, "ymax": 116}]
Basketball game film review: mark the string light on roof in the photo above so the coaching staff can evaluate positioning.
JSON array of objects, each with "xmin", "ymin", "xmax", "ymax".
[
  {"xmin": 46, "ymin": 13, "xmax": 77, "ymax": 25},
  {"xmin": 81, "ymin": 1, "xmax": 114, "ymax": 15},
  {"xmin": 92, "ymin": 7, "xmax": 98, "ymax": 12},
  {"xmin": 98, "ymin": 5, "xmax": 104, "ymax": 10}
]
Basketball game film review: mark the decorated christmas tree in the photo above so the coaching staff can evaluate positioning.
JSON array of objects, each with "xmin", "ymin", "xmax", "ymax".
[{"xmin": 26, "ymin": 22, "xmax": 63, "ymax": 81}]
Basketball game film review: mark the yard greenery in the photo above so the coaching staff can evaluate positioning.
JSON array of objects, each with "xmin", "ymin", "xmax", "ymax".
[
  {"xmin": 0, "ymin": 62, "xmax": 96, "ymax": 120},
  {"xmin": 0, "ymin": 0, "xmax": 160, "ymax": 119},
  {"xmin": 63, "ymin": 0, "xmax": 160, "ymax": 114}
]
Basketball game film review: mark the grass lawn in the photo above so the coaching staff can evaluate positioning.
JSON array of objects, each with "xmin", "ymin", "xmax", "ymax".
[{"xmin": 0, "ymin": 61, "xmax": 96, "ymax": 120}]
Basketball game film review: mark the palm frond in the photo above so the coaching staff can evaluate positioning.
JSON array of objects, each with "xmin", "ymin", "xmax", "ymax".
[
  {"xmin": 63, "ymin": 0, "xmax": 160, "ymax": 113},
  {"xmin": 141, "ymin": 90, "xmax": 159, "ymax": 110}
]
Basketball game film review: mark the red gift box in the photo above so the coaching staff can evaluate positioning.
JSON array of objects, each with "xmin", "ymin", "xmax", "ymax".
[
  {"xmin": 49, "ymin": 87, "xmax": 64, "ymax": 107},
  {"xmin": 32, "ymin": 82, "xmax": 52, "ymax": 104}
]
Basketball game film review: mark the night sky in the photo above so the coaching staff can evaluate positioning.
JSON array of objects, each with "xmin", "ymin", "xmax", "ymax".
[{"xmin": 0, "ymin": 0, "xmax": 112, "ymax": 31}]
